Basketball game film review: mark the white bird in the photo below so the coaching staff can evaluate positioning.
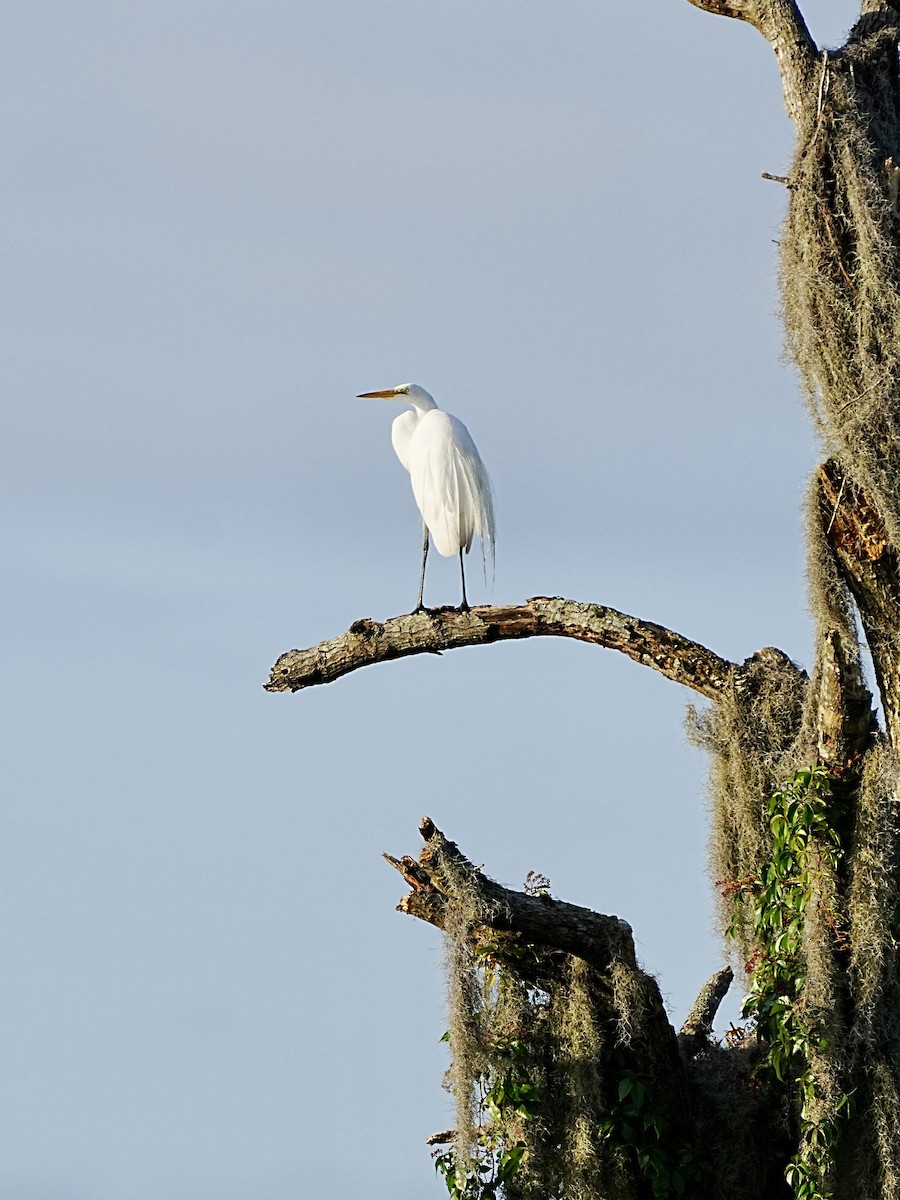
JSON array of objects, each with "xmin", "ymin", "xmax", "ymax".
[{"xmin": 358, "ymin": 383, "xmax": 495, "ymax": 612}]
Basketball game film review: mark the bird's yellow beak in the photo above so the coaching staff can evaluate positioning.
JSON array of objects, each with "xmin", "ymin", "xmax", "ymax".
[{"xmin": 357, "ymin": 389, "xmax": 397, "ymax": 398}]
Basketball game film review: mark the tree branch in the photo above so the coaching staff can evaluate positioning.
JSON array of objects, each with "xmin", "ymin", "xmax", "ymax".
[
  {"xmin": 684, "ymin": 0, "xmax": 817, "ymax": 125},
  {"xmin": 860, "ymin": 1, "xmax": 900, "ymax": 19},
  {"xmin": 266, "ymin": 596, "xmax": 736, "ymax": 699},
  {"xmin": 386, "ymin": 818, "xmax": 693, "ymax": 1140},
  {"xmin": 817, "ymin": 459, "xmax": 900, "ymax": 746},
  {"xmin": 678, "ymin": 966, "xmax": 734, "ymax": 1059},
  {"xmin": 684, "ymin": 0, "xmax": 767, "ymax": 20},
  {"xmin": 384, "ymin": 817, "xmax": 637, "ymax": 968},
  {"xmin": 683, "ymin": 0, "xmax": 812, "ymax": 42},
  {"xmin": 815, "ymin": 628, "xmax": 875, "ymax": 771}
]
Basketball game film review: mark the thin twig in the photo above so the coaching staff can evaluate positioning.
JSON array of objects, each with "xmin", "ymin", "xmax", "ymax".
[
  {"xmin": 817, "ymin": 50, "xmax": 830, "ymax": 117},
  {"xmin": 826, "ymin": 476, "xmax": 846, "ymax": 534}
]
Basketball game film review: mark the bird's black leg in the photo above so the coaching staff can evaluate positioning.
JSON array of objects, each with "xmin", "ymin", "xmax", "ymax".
[
  {"xmin": 414, "ymin": 525, "xmax": 430, "ymax": 613},
  {"xmin": 458, "ymin": 549, "xmax": 469, "ymax": 612}
]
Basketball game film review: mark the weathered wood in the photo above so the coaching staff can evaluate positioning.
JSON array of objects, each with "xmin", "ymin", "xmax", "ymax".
[
  {"xmin": 818, "ymin": 460, "xmax": 900, "ymax": 747},
  {"xmin": 387, "ymin": 818, "xmax": 695, "ymax": 1155},
  {"xmin": 815, "ymin": 628, "xmax": 875, "ymax": 770},
  {"xmin": 266, "ymin": 595, "xmax": 736, "ymax": 699},
  {"xmin": 683, "ymin": 0, "xmax": 817, "ymax": 123},
  {"xmin": 678, "ymin": 966, "xmax": 734, "ymax": 1059},
  {"xmin": 384, "ymin": 817, "xmax": 636, "ymax": 967}
]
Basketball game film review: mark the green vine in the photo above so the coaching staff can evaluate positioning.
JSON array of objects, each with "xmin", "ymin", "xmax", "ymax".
[
  {"xmin": 599, "ymin": 1063, "xmax": 697, "ymax": 1197},
  {"xmin": 433, "ymin": 1029, "xmax": 538, "ymax": 1200},
  {"xmin": 724, "ymin": 765, "xmax": 851, "ymax": 1200},
  {"xmin": 437, "ymin": 939, "xmax": 697, "ymax": 1200},
  {"xmin": 435, "ymin": 934, "xmax": 544, "ymax": 1200}
]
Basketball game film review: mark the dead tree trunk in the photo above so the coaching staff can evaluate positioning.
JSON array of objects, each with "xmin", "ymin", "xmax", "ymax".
[{"xmin": 268, "ymin": 3, "xmax": 900, "ymax": 1196}]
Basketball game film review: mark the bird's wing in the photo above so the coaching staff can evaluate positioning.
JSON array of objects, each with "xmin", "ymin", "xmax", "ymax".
[
  {"xmin": 458, "ymin": 429, "xmax": 495, "ymax": 571},
  {"xmin": 390, "ymin": 409, "xmax": 419, "ymax": 474},
  {"xmin": 410, "ymin": 412, "xmax": 495, "ymax": 569}
]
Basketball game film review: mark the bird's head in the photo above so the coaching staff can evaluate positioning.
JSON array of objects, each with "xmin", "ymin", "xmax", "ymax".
[{"xmin": 357, "ymin": 384, "xmax": 436, "ymax": 411}]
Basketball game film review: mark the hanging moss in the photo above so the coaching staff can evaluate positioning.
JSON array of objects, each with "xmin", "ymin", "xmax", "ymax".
[
  {"xmin": 846, "ymin": 740, "xmax": 900, "ymax": 1025},
  {"xmin": 804, "ymin": 477, "xmax": 863, "ymax": 670},
  {"xmin": 840, "ymin": 740, "xmax": 900, "ymax": 1198},
  {"xmin": 438, "ymin": 883, "xmax": 703, "ymax": 1200},
  {"xmin": 780, "ymin": 61, "xmax": 900, "ymax": 1178},
  {"xmin": 781, "ymin": 46, "xmax": 900, "ymax": 554},
  {"xmin": 442, "ymin": 854, "xmax": 492, "ymax": 1168},
  {"xmin": 687, "ymin": 648, "xmax": 811, "ymax": 965}
]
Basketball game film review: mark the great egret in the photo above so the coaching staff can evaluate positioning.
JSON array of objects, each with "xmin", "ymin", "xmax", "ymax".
[{"xmin": 358, "ymin": 383, "xmax": 495, "ymax": 612}]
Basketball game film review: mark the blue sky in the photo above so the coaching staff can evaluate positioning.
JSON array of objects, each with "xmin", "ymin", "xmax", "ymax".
[{"xmin": 2, "ymin": 2, "xmax": 861, "ymax": 1197}]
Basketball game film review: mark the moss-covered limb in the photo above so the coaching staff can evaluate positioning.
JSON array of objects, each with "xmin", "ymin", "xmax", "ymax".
[
  {"xmin": 850, "ymin": 7, "xmax": 900, "ymax": 61},
  {"xmin": 781, "ymin": 28, "xmax": 900, "ymax": 550},
  {"xmin": 393, "ymin": 820, "xmax": 710, "ymax": 1200},
  {"xmin": 687, "ymin": 1044, "xmax": 791, "ymax": 1200},
  {"xmin": 816, "ymin": 461, "xmax": 900, "ymax": 745},
  {"xmin": 385, "ymin": 817, "xmax": 638, "ymax": 972},
  {"xmin": 861, "ymin": 1, "xmax": 900, "ymax": 17},
  {"xmin": 845, "ymin": 742, "xmax": 900, "ymax": 1031},
  {"xmin": 393, "ymin": 820, "xmax": 691, "ymax": 1075},
  {"xmin": 266, "ymin": 596, "xmax": 737, "ymax": 697},
  {"xmin": 805, "ymin": 470, "xmax": 875, "ymax": 772},
  {"xmin": 678, "ymin": 967, "xmax": 734, "ymax": 1059},
  {"xmin": 814, "ymin": 629, "xmax": 876, "ymax": 770},
  {"xmin": 691, "ymin": 647, "xmax": 812, "ymax": 961}
]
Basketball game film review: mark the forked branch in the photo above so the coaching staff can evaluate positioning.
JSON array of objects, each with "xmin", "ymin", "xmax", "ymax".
[
  {"xmin": 684, "ymin": 0, "xmax": 817, "ymax": 123},
  {"xmin": 683, "ymin": 0, "xmax": 812, "ymax": 43},
  {"xmin": 266, "ymin": 595, "xmax": 736, "ymax": 698},
  {"xmin": 386, "ymin": 818, "xmax": 692, "ymax": 1126},
  {"xmin": 384, "ymin": 816, "xmax": 637, "ymax": 967}
]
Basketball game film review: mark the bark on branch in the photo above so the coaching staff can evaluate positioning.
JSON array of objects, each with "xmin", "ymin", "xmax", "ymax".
[
  {"xmin": 384, "ymin": 816, "xmax": 637, "ymax": 969},
  {"xmin": 684, "ymin": 0, "xmax": 817, "ymax": 124},
  {"xmin": 266, "ymin": 596, "xmax": 736, "ymax": 699},
  {"xmin": 678, "ymin": 966, "xmax": 734, "ymax": 1059},
  {"xmin": 817, "ymin": 459, "xmax": 900, "ymax": 746},
  {"xmin": 386, "ymin": 818, "xmax": 693, "ymax": 1141},
  {"xmin": 815, "ymin": 628, "xmax": 875, "ymax": 770},
  {"xmin": 859, "ymin": 1, "xmax": 900, "ymax": 22}
]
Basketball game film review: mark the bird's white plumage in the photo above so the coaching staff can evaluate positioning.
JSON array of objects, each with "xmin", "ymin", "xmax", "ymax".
[
  {"xmin": 358, "ymin": 382, "xmax": 495, "ymax": 609},
  {"xmin": 389, "ymin": 408, "xmax": 420, "ymax": 475},
  {"xmin": 406, "ymin": 409, "xmax": 493, "ymax": 559}
]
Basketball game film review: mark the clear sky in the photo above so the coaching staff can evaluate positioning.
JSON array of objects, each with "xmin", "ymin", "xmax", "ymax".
[{"xmin": 2, "ymin": 2, "xmax": 861, "ymax": 1197}]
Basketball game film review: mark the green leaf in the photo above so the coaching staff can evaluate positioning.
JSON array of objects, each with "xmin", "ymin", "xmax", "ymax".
[{"xmin": 497, "ymin": 1143, "xmax": 526, "ymax": 1182}]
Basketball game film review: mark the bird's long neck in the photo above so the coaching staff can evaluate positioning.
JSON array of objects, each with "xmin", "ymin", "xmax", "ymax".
[{"xmin": 406, "ymin": 388, "xmax": 438, "ymax": 415}]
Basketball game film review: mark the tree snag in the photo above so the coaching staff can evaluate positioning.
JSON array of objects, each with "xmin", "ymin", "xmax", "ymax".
[{"xmin": 272, "ymin": 1, "xmax": 900, "ymax": 1195}]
